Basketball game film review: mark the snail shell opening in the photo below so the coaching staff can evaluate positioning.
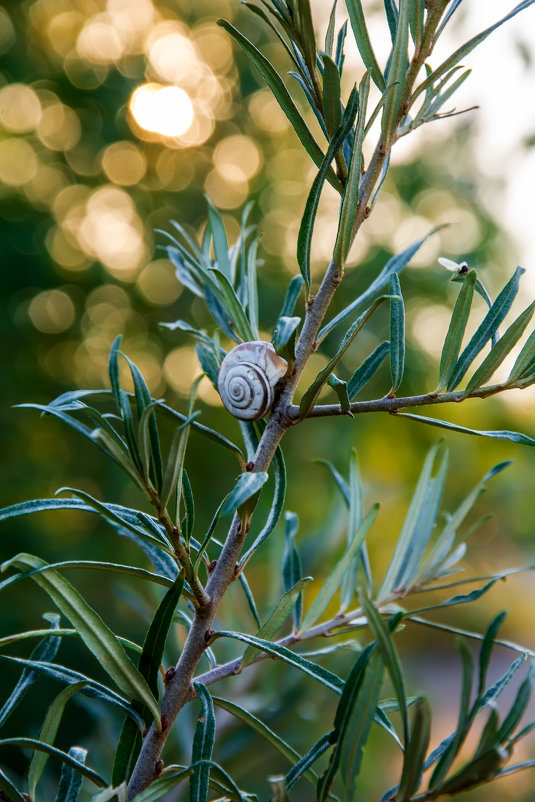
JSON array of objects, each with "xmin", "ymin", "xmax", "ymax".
[{"xmin": 217, "ymin": 341, "xmax": 288, "ymax": 421}]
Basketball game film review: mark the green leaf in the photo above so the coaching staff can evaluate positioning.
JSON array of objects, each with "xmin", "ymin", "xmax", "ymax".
[
  {"xmin": 300, "ymin": 504, "xmax": 379, "ymax": 632},
  {"xmin": 191, "ymin": 683, "xmax": 216, "ymax": 802},
  {"xmin": 347, "ymin": 340, "xmax": 390, "ymax": 399},
  {"xmin": 430, "ymin": 639, "xmax": 474, "ymax": 788},
  {"xmin": 214, "ymin": 631, "xmax": 343, "ymax": 693},
  {"xmin": 282, "ymin": 512, "xmax": 304, "ymax": 628},
  {"xmin": 478, "ymin": 613, "xmax": 508, "ymax": 699},
  {"xmin": 221, "ymin": 472, "xmax": 269, "ymax": 517},
  {"xmin": 389, "ymin": 273, "xmax": 405, "ymax": 393},
  {"xmin": 413, "ymin": 1, "xmax": 535, "ymax": 107},
  {"xmin": 112, "ymin": 576, "xmax": 184, "ymax": 785},
  {"xmin": 359, "ymin": 590, "xmax": 409, "ymax": 744},
  {"xmin": 278, "ymin": 275, "xmax": 305, "ymax": 318},
  {"xmin": 0, "ymin": 739, "xmax": 106, "ymax": 787},
  {"xmin": 447, "ymin": 266, "xmax": 525, "ymax": 390},
  {"xmin": 109, "ymin": 334, "xmax": 122, "ymax": 410},
  {"xmin": 344, "ymin": 0, "xmax": 386, "ymax": 90},
  {"xmin": 379, "ymin": 442, "xmax": 448, "ymax": 598},
  {"xmin": 300, "ymin": 295, "xmax": 392, "ymax": 417},
  {"xmin": 327, "ymin": 373, "xmax": 351, "ymax": 413},
  {"xmin": 160, "ymin": 411, "xmax": 199, "ymax": 512},
  {"xmin": 212, "ymin": 696, "xmax": 319, "ymax": 788},
  {"xmin": 0, "ymin": 614, "xmax": 60, "ymax": 728},
  {"xmin": 340, "ymin": 450, "xmax": 368, "ymax": 605},
  {"xmin": 29, "ymin": 682, "xmax": 87, "ymax": 798},
  {"xmin": 54, "ymin": 746, "xmax": 87, "ymax": 802},
  {"xmin": 465, "ymin": 300, "xmax": 535, "ymax": 393},
  {"xmin": 319, "ymin": 226, "xmax": 444, "ymax": 341},
  {"xmin": 435, "ymin": 747, "xmax": 505, "ymax": 795},
  {"xmin": 436, "ymin": 269, "xmax": 477, "ymax": 392},
  {"xmin": 408, "ymin": 0, "xmax": 424, "ymax": 48},
  {"xmin": 338, "ymin": 649, "xmax": 384, "ymax": 801},
  {"xmin": 218, "ymin": 21, "xmax": 341, "ymax": 193},
  {"xmin": 398, "ymin": 697, "xmax": 431, "ymax": 801},
  {"xmin": 325, "ymin": 0, "xmax": 338, "ymax": 57},
  {"xmin": 286, "ymin": 732, "xmax": 332, "ymax": 789},
  {"xmin": 316, "ymin": 644, "xmax": 379, "ymax": 801},
  {"xmin": 333, "ymin": 71, "xmax": 370, "ymax": 269},
  {"xmin": 238, "ymin": 572, "xmax": 261, "ymax": 629},
  {"xmin": 273, "ymin": 316, "xmax": 301, "ymax": 359},
  {"xmin": 0, "ymin": 554, "xmax": 161, "ymax": 727},
  {"xmin": 0, "ymin": 655, "xmax": 144, "ymax": 726},
  {"xmin": 396, "ymin": 412, "xmax": 535, "ymax": 448},
  {"xmin": 206, "ymin": 197, "xmax": 231, "ymax": 280},
  {"xmin": 209, "ymin": 267, "xmax": 256, "ymax": 342},
  {"xmin": 322, "ymin": 54, "xmax": 342, "ymax": 136},
  {"xmin": 297, "ymin": 86, "xmax": 360, "ymax": 289},
  {"xmin": 242, "ymin": 577, "xmax": 312, "ymax": 668},
  {"xmin": 0, "ymin": 768, "xmax": 26, "ymax": 801},
  {"xmin": 381, "ymin": 0, "xmax": 410, "ymax": 139}
]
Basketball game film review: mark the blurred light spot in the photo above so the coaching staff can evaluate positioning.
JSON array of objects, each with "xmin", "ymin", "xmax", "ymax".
[
  {"xmin": 174, "ymin": 101, "xmax": 214, "ymax": 147},
  {"xmin": 0, "ymin": 7, "xmax": 15, "ymax": 55},
  {"xmin": 393, "ymin": 216, "xmax": 440, "ymax": 267},
  {"xmin": 130, "ymin": 83, "xmax": 194, "ymax": 138},
  {"xmin": 409, "ymin": 303, "xmax": 453, "ymax": 360},
  {"xmin": 28, "ymin": 289, "xmax": 75, "ymax": 334},
  {"xmin": 164, "ymin": 346, "xmax": 199, "ymax": 395},
  {"xmin": 66, "ymin": 141, "xmax": 102, "ymax": 176},
  {"xmin": 46, "ymin": 225, "xmax": 90, "ymax": 271},
  {"xmin": 147, "ymin": 28, "xmax": 198, "ymax": 84},
  {"xmin": 64, "ymin": 54, "xmax": 108, "ymax": 89},
  {"xmin": 249, "ymin": 89, "xmax": 290, "ymax": 133},
  {"xmin": 156, "ymin": 149, "xmax": 194, "ymax": 190},
  {"xmin": 77, "ymin": 17, "xmax": 125, "ymax": 64},
  {"xmin": 191, "ymin": 24, "xmax": 233, "ymax": 73},
  {"xmin": 107, "ymin": 0, "xmax": 154, "ymax": 45},
  {"xmin": 0, "ymin": 84, "xmax": 42, "ymax": 133},
  {"xmin": 46, "ymin": 11, "xmax": 83, "ymax": 58},
  {"xmin": 0, "ymin": 139, "xmax": 38, "ymax": 186},
  {"xmin": 213, "ymin": 135, "xmax": 262, "ymax": 181},
  {"xmin": 137, "ymin": 260, "xmax": 182, "ymax": 306},
  {"xmin": 102, "ymin": 140, "xmax": 147, "ymax": 186},
  {"xmin": 53, "ymin": 184, "xmax": 91, "ymax": 225},
  {"xmin": 25, "ymin": 164, "xmax": 69, "ymax": 209},
  {"xmin": 78, "ymin": 185, "xmax": 146, "ymax": 278},
  {"xmin": 86, "ymin": 284, "xmax": 131, "ymax": 313},
  {"xmin": 204, "ymin": 168, "xmax": 248, "ymax": 210},
  {"xmin": 37, "ymin": 102, "xmax": 81, "ymax": 151}
]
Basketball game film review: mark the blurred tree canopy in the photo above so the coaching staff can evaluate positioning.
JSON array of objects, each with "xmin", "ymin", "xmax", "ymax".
[{"xmin": 1, "ymin": 1, "xmax": 535, "ymax": 798}]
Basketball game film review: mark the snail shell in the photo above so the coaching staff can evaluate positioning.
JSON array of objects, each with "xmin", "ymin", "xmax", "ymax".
[{"xmin": 217, "ymin": 341, "xmax": 288, "ymax": 421}]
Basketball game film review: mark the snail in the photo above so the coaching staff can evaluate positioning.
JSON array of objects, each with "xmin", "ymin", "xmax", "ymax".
[{"xmin": 217, "ymin": 341, "xmax": 288, "ymax": 421}]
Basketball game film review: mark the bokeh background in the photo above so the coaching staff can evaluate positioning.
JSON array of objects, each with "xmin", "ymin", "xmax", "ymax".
[{"xmin": 1, "ymin": 0, "xmax": 535, "ymax": 799}]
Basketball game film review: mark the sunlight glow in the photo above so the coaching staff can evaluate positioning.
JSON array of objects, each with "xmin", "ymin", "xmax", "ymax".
[{"xmin": 129, "ymin": 83, "xmax": 194, "ymax": 138}]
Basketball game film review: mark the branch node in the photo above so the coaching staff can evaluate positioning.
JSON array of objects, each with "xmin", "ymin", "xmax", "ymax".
[
  {"xmin": 161, "ymin": 715, "xmax": 170, "ymax": 732},
  {"xmin": 207, "ymin": 559, "xmax": 217, "ymax": 573},
  {"xmin": 204, "ymin": 629, "xmax": 215, "ymax": 643},
  {"xmin": 164, "ymin": 666, "xmax": 175, "ymax": 683},
  {"xmin": 154, "ymin": 759, "xmax": 165, "ymax": 777},
  {"xmin": 245, "ymin": 460, "xmax": 254, "ymax": 471}
]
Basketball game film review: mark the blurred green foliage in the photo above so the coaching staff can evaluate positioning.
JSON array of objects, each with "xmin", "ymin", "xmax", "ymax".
[{"xmin": 1, "ymin": 1, "xmax": 535, "ymax": 799}]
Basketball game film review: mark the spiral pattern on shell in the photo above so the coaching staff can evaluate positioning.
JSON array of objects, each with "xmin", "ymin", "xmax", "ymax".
[{"xmin": 217, "ymin": 341, "xmax": 288, "ymax": 421}]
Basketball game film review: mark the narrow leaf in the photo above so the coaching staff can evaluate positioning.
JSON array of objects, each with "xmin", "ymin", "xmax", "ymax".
[
  {"xmin": 221, "ymin": 472, "xmax": 269, "ymax": 517},
  {"xmin": 397, "ymin": 412, "xmax": 535, "ymax": 448},
  {"xmin": 347, "ymin": 340, "xmax": 390, "ymax": 399},
  {"xmin": 1, "ymin": 554, "xmax": 161, "ymax": 727},
  {"xmin": 300, "ymin": 504, "xmax": 379, "ymax": 632},
  {"xmin": 345, "ymin": 0, "xmax": 386, "ymax": 90},
  {"xmin": 300, "ymin": 295, "xmax": 392, "ymax": 417},
  {"xmin": 242, "ymin": 577, "xmax": 312, "ymax": 668},
  {"xmin": 297, "ymin": 86, "xmax": 360, "ymax": 289},
  {"xmin": 465, "ymin": 300, "xmax": 535, "ymax": 393},
  {"xmin": 322, "ymin": 55, "xmax": 342, "ymax": 136},
  {"xmin": 218, "ymin": 21, "xmax": 341, "ymax": 192},
  {"xmin": 389, "ymin": 273, "xmax": 405, "ymax": 392},
  {"xmin": 319, "ymin": 226, "xmax": 444, "ymax": 341},
  {"xmin": 437, "ymin": 269, "xmax": 477, "ymax": 392},
  {"xmin": 54, "ymin": 746, "xmax": 87, "ymax": 802},
  {"xmin": 191, "ymin": 683, "xmax": 216, "ymax": 802},
  {"xmin": 398, "ymin": 697, "xmax": 432, "ymax": 801},
  {"xmin": 214, "ymin": 631, "xmax": 343, "ymax": 693},
  {"xmin": 0, "ymin": 739, "xmax": 106, "ymax": 787},
  {"xmin": 447, "ymin": 266, "xmax": 525, "ymax": 390},
  {"xmin": 29, "ymin": 682, "xmax": 87, "ymax": 798}
]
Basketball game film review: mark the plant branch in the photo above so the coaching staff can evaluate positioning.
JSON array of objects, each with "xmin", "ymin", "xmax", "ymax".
[{"xmin": 289, "ymin": 382, "xmax": 514, "ymax": 420}]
